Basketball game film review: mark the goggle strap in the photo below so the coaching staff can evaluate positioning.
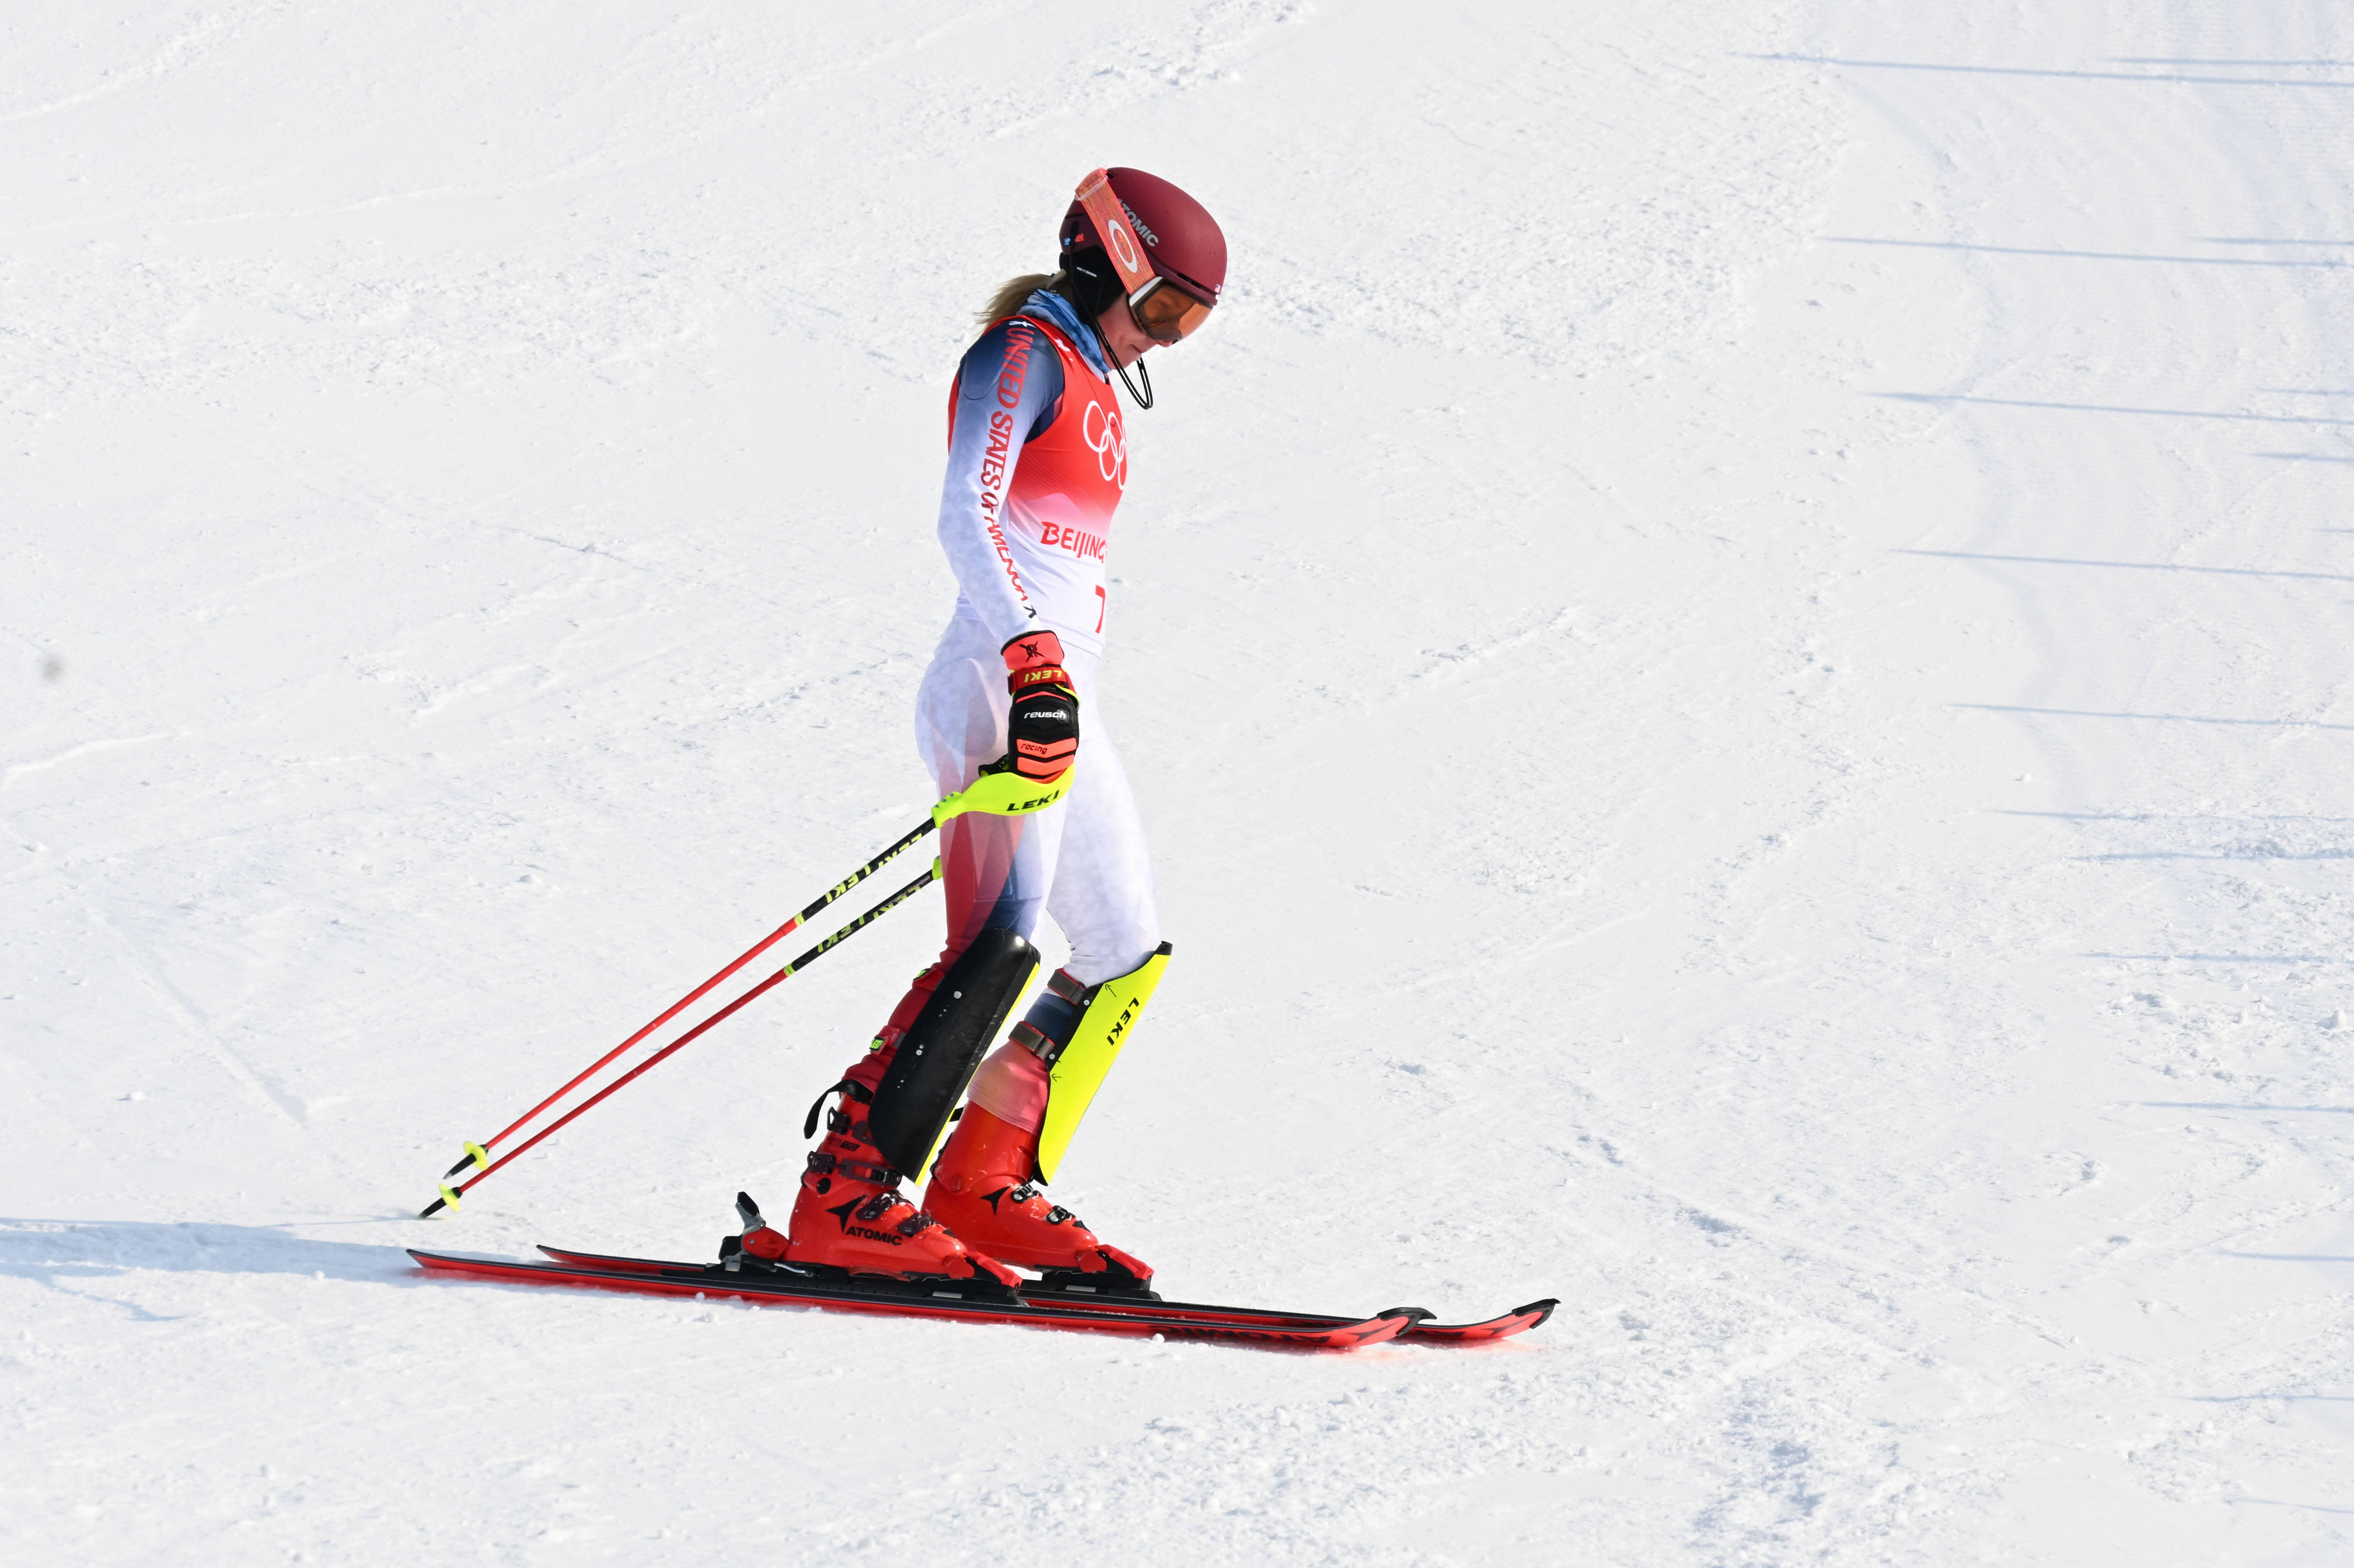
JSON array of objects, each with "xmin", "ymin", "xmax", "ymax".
[{"xmin": 1073, "ymin": 169, "xmax": 1156, "ymax": 296}]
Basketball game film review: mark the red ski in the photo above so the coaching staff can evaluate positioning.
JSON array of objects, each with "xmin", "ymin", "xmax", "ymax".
[
  {"xmin": 408, "ymin": 1249, "xmax": 1427, "ymax": 1349},
  {"xmin": 532, "ymin": 1244, "xmax": 1555, "ymax": 1345}
]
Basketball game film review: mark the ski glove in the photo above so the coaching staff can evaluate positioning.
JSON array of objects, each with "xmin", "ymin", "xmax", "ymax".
[{"xmin": 988, "ymin": 629, "xmax": 1079, "ymax": 782}]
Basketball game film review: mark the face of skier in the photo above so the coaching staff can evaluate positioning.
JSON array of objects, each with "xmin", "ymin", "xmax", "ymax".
[{"xmin": 1094, "ymin": 296, "xmax": 1164, "ymax": 368}]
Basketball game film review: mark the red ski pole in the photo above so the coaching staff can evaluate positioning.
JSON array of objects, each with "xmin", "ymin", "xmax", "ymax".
[
  {"xmin": 419, "ymin": 767, "xmax": 1076, "ymax": 1217},
  {"xmin": 420, "ymin": 863, "xmax": 939, "ymax": 1216},
  {"xmin": 435, "ymin": 814, "xmax": 943, "ymax": 1185}
]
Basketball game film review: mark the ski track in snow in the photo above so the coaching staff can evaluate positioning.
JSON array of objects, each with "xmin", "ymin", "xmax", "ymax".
[{"xmin": 7, "ymin": 1, "xmax": 2354, "ymax": 1562}]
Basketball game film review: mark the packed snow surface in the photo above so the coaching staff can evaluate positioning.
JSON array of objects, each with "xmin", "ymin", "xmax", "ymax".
[{"xmin": 8, "ymin": 2, "xmax": 2354, "ymax": 1562}]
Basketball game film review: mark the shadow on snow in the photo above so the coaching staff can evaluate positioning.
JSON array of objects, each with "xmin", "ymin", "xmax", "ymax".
[{"xmin": 0, "ymin": 1217, "xmax": 419, "ymax": 1293}]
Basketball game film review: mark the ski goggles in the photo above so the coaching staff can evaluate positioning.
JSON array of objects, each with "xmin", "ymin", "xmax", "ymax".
[{"xmin": 1126, "ymin": 275, "xmax": 1215, "ymax": 343}]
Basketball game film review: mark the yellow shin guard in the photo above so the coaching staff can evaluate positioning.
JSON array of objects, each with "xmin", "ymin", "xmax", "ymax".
[{"xmin": 1035, "ymin": 942, "xmax": 1174, "ymax": 1183}]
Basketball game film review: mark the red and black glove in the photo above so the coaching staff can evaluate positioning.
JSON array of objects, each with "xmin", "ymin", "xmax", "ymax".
[{"xmin": 988, "ymin": 629, "xmax": 1079, "ymax": 781}]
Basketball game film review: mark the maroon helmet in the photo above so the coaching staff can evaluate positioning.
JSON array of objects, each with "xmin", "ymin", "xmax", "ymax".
[{"xmin": 1061, "ymin": 167, "xmax": 1226, "ymax": 325}]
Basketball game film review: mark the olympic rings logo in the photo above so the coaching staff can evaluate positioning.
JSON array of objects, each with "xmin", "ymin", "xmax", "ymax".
[{"xmin": 1082, "ymin": 399, "xmax": 1126, "ymax": 488}]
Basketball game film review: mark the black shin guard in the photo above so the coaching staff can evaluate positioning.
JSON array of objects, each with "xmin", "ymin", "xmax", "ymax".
[{"xmin": 868, "ymin": 928, "xmax": 1040, "ymax": 1174}]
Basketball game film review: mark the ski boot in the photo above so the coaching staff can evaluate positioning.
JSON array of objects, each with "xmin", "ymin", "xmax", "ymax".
[
  {"xmin": 744, "ymin": 1080, "xmax": 1021, "ymax": 1289},
  {"xmin": 923, "ymin": 1100, "xmax": 1153, "ymax": 1291}
]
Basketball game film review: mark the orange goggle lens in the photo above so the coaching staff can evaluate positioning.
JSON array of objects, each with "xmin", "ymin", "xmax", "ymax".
[{"xmin": 1128, "ymin": 277, "xmax": 1215, "ymax": 343}]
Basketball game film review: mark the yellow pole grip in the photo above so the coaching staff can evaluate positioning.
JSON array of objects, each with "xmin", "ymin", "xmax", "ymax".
[{"xmin": 933, "ymin": 766, "xmax": 1075, "ymax": 825}]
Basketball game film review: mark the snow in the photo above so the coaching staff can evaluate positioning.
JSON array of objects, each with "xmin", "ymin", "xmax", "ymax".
[{"xmin": 7, "ymin": 0, "xmax": 2354, "ymax": 1561}]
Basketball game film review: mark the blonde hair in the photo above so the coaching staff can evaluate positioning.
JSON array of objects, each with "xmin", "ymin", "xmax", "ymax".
[{"xmin": 977, "ymin": 271, "xmax": 1062, "ymax": 327}]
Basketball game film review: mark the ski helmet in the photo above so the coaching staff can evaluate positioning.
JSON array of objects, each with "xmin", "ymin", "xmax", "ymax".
[{"xmin": 1060, "ymin": 167, "xmax": 1226, "ymax": 311}]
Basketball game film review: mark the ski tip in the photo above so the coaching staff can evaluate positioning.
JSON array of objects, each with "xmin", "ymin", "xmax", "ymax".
[
  {"xmin": 1396, "ymin": 1298, "xmax": 1561, "ymax": 1343},
  {"xmin": 1377, "ymin": 1307, "xmax": 1437, "ymax": 1323}
]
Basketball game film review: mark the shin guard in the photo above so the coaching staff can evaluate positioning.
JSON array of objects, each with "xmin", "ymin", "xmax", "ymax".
[
  {"xmin": 868, "ymin": 928, "xmax": 1039, "ymax": 1175},
  {"xmin": 1025, "ymin": 942, "xmax": 1173, "ymax": 1183}
]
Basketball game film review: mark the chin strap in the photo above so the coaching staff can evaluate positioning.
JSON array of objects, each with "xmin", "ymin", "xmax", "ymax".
[{"xmin": 1091, "ymin": 321, "xmax": 1154, "ymax": 409}]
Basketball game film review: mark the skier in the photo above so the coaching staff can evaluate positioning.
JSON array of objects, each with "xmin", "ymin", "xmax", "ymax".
[{"xmin": 734, "ymin": 168, "xmax": 1226, "ymax": 1289}]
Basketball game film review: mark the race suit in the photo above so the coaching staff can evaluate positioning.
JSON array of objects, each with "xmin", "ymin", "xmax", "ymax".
[{"xmin": 847, "ymin": 289, "xmax": 1159, "ymax": 1124}]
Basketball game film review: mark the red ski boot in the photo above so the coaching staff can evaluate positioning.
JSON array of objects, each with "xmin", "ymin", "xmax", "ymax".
[
  {"xmin": 923, "ymin": 1101, "xmax": 1153, "ymax": 1287},
  {"xmin": 750, "ymin": 1081, "xmax": 1021, "ymax": 1289}
]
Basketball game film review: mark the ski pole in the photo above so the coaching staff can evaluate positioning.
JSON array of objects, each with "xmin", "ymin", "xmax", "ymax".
[
  {"xmin": 419, "ymin": 766, "xmax": 1074, "ymax": 1217},
  {"xmin": 421, "ymin": 862, "xmax": 938, "ymax": 1216},
  {"xmin": 436, "ymin": 817, "xmax": 941, "ymax": 1185}
]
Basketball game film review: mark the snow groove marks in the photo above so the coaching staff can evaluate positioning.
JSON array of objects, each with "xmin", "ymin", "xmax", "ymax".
[
  {"xmin": 1834, "ymin": 14, "xmax": 2354, "ymax": 839},
  {"xmin": 951, "ymin": 0, "xmax": 1310, "ymax": 141},
  {"xmin": 1678, "ymin": 1205, "xmax": 1740, "ymax": 1241},
  {"xmin": 904, "ymin": 1371, "xmax": 1587, "ymax": 1564},
  {"xmin": 1227, "ymin": 1, "xmax": 1843, "ymax": 368},
  {"xmin": 0, "ymin": 734, "xmax": 169, "ymax": 792},
  {"xmin": 1408, "ymin": 607, "xmax": 1588, "ymax": 688},
  {"xmin": 1809, "ymin": 1, "xmax": 2354, "ymax": 1551},
  {"xmin": 1687, "ymin": 1404, "xmax": 1835, "ymax": 1560},
  {"xmin": 12, "ymin": 248, "xmax": 708, "ymax": 413},
  {"xmin": 1581, "ymin": 1278, "xmax": 1933, "ymax": 1563},
  {"xmin": 0, "ymin": 6, "xmax": 242, "ymax": 127}
]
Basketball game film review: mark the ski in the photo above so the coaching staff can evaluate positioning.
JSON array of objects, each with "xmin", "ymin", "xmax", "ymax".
[
  {"xmin": 530, "ymin": 1244, "xmax": 1555, "ymax": 1344},
  {"xmin": 407, "ymin": 1248, "xmax": 1427, "ymax": 1349}
]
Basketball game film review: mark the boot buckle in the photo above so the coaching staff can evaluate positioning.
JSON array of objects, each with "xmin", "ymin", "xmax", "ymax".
[{"xmin": 808, "ymin": 1150, "xmax": 895, "ymax": 1183}]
